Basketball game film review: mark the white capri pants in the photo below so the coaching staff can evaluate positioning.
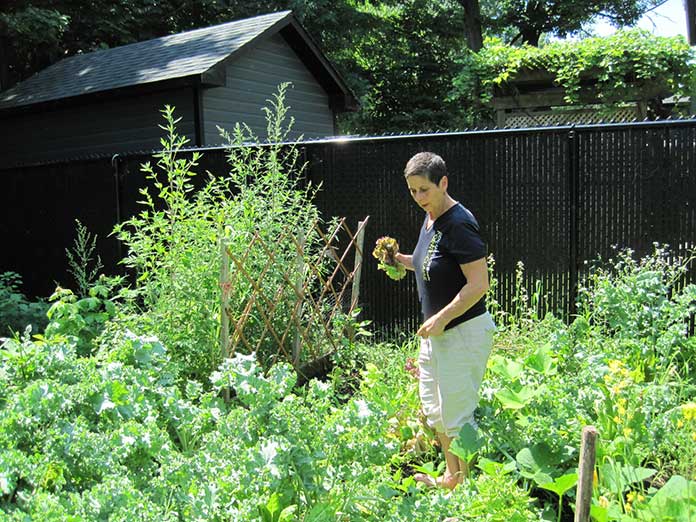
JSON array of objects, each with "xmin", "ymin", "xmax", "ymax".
[{"xmin": 418, "ymin": 312, "xmax": 496, "ymax": 438}]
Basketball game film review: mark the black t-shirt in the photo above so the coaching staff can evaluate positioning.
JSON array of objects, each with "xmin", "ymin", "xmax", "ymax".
[{"xmin": 412, "ymin": 203, "xmax": 487, "ymax": 330}]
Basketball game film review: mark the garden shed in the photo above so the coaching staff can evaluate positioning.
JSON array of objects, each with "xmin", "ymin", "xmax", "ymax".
[{"xmin": 0, "ymin": 10, "xmax": 357, "ymax": 167}]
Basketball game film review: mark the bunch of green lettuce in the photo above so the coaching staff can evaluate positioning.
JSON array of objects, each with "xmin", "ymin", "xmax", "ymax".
[{"xmin": 373, "ymin": 236, "xmax": 406, "ymax": 281}]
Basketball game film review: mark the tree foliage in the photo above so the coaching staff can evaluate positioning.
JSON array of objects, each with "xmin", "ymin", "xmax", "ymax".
[
  {"xmin": 451, "ymin": 29, "xmax": 696, "ymax": 123},
  {"xmin": 334, "ymin": 0, "xmax": 469, "ymax": 133},
  {"xmin": 480, "ymin": 0, "xmax": 667, "ymax": 46},
  {"xmin": 0, "ymin": 0, "xmax": 247, "ymax": 90},
  {"xmin": 1, "ymin": 0, "xmax": 688, "ymax": 134}
]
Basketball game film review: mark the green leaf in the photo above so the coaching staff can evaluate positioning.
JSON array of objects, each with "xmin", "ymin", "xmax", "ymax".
[
  {"xmin": 495, "ymin": 385, "xmax": 540, "ymax": 410},
  {"xmin": 258, "ymin": 505, "xmax": 272, "ymax": 522},
  {"xmin": 489, "ymin": 354, "xmax": 524, "ymax": 380},
  {"xmin": 266, "ymin": 492, "xmax": 281, "ymax": 518},
  {"xmin": 278, "ymin": 505, "xmax": 298, "ymax": 522},
  {"xmin": 449, "ymin": 423, "xmax": 484, "ymax": 462},
  {"xmin": 646, "ymin": 475, "xmax": 696, "ymax": 520},
  {"xmin": 516, "ymin": 443, "xmax": 559, "ymax": 484},
  {"xmin": 539, "ymin": 473, "xmax": 578, "ymax": 497},
  {"xmin": 600, "ymin": 462, "xmax": 656, "ymax": 494},
  {"xmin": 412, "ymin": 461, "xmax": 438, "ymax": 478},
  {"xmin": 476, "ymin": 457, "xmax": 517, "ymax": 476},
  {"xmin": 525, "ymin": 344, "xmax": 555, "ymax": 374},
  {"xmin": 590, "ymin": 504, "xmax": 609, "ymax": 522},
  {"xmin": 304, "ymin": 503, "xmax": 336, "ymax": 522}
]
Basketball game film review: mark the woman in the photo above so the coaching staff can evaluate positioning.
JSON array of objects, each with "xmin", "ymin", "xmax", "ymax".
[{"xmin": 394, "ymin": 151, "xmax": 496, "ymax": 489}]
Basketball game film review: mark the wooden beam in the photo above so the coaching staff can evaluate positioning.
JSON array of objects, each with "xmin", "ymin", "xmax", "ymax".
[
  {"xmin": 492, "ymin": 90, "xmax": 569, "ymax": 110},
  {"xmin": 687, "ymin": 0, "xmax": 696, "ymax": 46}
]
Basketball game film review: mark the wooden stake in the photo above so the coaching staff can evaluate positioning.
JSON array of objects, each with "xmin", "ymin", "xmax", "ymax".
[
  {"xmin": 293, "ymin": 229, "xmax": 306, "ymax": 367},
  {"xmin": 351, "ymin": 218, "xmax": 368, "ymax": 311},
  {"xmin": 219, "ymin": 237, "xmax": 230, "ymax": 403},
  {"xmin": 575, "ymin": 425, "xmax": 599, "ymax": 522}
]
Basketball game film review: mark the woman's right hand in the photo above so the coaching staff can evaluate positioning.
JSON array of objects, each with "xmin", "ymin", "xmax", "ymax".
[{"xmin": 395, "ymin": 252, "xmax": 415, "ymax": 271}]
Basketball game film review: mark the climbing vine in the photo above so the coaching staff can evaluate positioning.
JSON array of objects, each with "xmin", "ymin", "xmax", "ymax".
[{"xmin": 451, "ymin": 29, "xmax": 696, "ymax": 122}]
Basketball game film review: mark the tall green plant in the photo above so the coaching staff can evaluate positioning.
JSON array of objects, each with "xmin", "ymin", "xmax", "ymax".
[
  {"xmin": 65, "ymin": 219, "xmax": 104, "ymax": 298},
  {"xmin": 113, "ymin": 106, "xmax": 216, "ymax": 380},
  {"xmin": 113, "ymin": 84, "xmax": 331, "ymax": 381},
  {"xmin": 576, "ymin": 244, "xmax": 696, "ymax": 375},
  {"xmin": 217, "ymin": 84, "xmax": 345, "ymax": 368}
]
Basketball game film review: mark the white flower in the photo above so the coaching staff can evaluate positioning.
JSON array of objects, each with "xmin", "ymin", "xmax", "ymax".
[
  {"xmin": 260, "ymin": 440, "xmax": 281, "ymax": 478},
  {"xmin": 355, "ymin": 399, "xmax": 371, "ymax": 419},
  {"xmin": 481, "ymin": 386, "xmax": 496, "ymax": 400}
]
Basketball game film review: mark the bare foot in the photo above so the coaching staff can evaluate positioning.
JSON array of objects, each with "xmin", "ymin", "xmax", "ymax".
[{"xmin": 413, "ymin": 473, "xmax": 458, "ymax": 490}]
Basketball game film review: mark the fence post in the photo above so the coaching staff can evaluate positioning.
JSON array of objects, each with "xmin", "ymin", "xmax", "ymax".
[
  {"xmin": 351, "ymin": 218, "xmax": 368, "ymax": 311},
  {"xmin": 219, "ymin": 236, "xmax": 230, "ymax": 403},
  {"xmin": 574, "ymin": 425, "xmax": 599, "ymax": 522},
  {"xmin": 111, "ymin": 154, "xmax": 123, "ymax": 263},
  {"xmin": 568, "ymin": 127, "xmax": 579, "ymax": 317}
]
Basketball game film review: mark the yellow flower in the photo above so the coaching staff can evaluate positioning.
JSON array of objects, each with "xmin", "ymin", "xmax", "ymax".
[
  {"xmin": 608, "ymin": 360, "xmax": 623, "ymax": 373},
  {"xmin": 677, "ymin": 419, "xmax": 684, "ymax": 429},
  {"xmin": 598, "ymin": 495, "xmax": 609, "ymax": 508},
  {"xmin": 593, "ymin": 470, "xmax": 599, "ymax": 487},
  {"xmin": 613, "ymin": 416, "xmax": 622, "ymax": 424},
  {"xmin": 623, "ymin": 427, "xmax": 633, "ymax": 438},
  {"xmin": 692, "ymin": 432, "xmax": 696, "ymax": 442},
  {"xmin": 617, "ymin": 403, "xmax": 626, "ymax": 416},
  {"xmin": 682, "ymin": 402, "xmax": 696, "ymax": 421},
  {"xmin": 626, "ymin": 491, "xmax": 645, "ymax": 511}
]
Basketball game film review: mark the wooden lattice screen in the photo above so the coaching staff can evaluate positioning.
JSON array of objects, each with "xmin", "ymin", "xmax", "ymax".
[
  {"xmin": 219, "ymin": 216, "xmax": 368, "ymax": 376},
  {"xmin": 503, "ymin": 107, "xmax": 638, "ymax": 128}
]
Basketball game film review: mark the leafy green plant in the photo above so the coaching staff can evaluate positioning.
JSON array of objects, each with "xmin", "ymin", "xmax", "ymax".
[
  {"xmin": 539, "ymin": 473, "xmax": 577, "ymax": 522},
  {"xmin": 458, "ymin": 245, "xmax": 696, "ymax": 520},
  {"xmin": 577, "ymin": 244, "xmax": 696, "ymax": 376},
  {"xmin": 373, "ymin": 236, "xmax": 406, "ymax": 281},
  {"xmin": 113, "ymin": 84, "xmax": 349, "ymax": 380},
  {"xmin": 44, "ymin": 277, "xmax": 119, "ymax": 356},
  {"xmin": 0, "ymin": 272, "xmax": 48, "ymax": 337}
]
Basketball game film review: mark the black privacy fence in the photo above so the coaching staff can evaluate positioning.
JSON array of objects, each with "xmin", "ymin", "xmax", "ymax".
[{"xmin": 2, "ymin": 120, "xmax": 695, "ymax": 334}]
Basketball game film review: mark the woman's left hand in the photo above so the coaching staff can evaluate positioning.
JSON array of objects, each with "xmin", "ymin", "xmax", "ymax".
[{"xmin": 417, "ymin": 314, "xmax": 446, "ymax": 338}]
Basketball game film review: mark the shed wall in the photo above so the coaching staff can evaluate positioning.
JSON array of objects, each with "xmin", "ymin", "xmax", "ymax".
[
  {"xmin": 1, "ymin": 88, "xmax": 196, "ymax": 166},
  {"xmin": 202, "ymin": 33, "xmax": 335, "ymax": 144}
]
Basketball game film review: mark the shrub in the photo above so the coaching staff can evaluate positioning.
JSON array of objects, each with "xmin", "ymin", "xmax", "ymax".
[{"xmin": 0, "ymin": 272, "xmax": 48, "ymax": 337}]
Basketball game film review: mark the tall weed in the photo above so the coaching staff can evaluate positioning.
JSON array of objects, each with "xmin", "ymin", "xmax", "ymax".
[{"xmin": 65, "ymin": 219, "xmax": 104, "ymax": 298}]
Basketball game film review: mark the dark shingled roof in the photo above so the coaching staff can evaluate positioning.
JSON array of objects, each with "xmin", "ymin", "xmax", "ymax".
[{"xmin": 0, "ymin": 11, "xmax": 295, "ymax": 110}]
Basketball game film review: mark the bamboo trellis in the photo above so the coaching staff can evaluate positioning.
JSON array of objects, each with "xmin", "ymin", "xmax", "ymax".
[{"xmin": 219, "ymin": 216, "xmax": 369, "ymax": 376}]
